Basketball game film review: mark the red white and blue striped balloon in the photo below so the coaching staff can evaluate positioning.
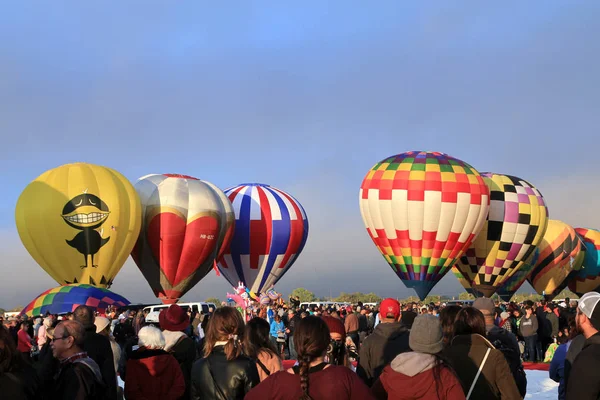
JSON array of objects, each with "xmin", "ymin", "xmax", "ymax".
[{"xmin": 217, "ymin": 183, "xmax": 309, "ymax": 293}]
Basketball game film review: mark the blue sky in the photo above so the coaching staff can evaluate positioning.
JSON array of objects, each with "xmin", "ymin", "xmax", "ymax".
[{"xmin": 1, "ymin": 2, "xmax": 599, "ymax": 308}]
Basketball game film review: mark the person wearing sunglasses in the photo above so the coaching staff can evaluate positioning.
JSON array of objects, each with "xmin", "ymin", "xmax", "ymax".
[{"xmin": 50, "ymin": 320, "xmax": 106, "ymax": 400}]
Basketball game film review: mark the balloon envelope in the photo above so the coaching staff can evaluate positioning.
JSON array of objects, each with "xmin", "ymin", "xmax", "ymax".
[
  {"xmin": 131, "ymin": 174, "xmax": 233, "ymax": 304},
  {"xmin": 496, "ymin": 248, "xmax": 540, "ymax": 302},
  {"xmin": 528, "ymin": 220, "xmax": 585, "ymax": 300},
  {"xmin": 15, "ymin": 163, "xmax": 142, "ymax": 287},
  {"xmin": 455, "ymin": 173, "xmax": 548, "ymax": 297},
  {"xmin": 568, "ymin": 228, "xmax": 600, "ymax": 296},
  {"xmin": 359, "ymin": 151, "xmax": 490, "ymax": 300},
  {"xmin": 20, "ymin": 284, "xmax": 129, "ymax": 317},
  {"xmin": 451, "ymin": 266, "xmax": 475, "ymax": 296},
  {"xmin": 217, "ymin": 183, "xmax": 309, "ymax": 294}
]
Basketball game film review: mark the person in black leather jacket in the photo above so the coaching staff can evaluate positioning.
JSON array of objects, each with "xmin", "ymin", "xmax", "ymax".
[{"xmin": 190, "ymin": 307, "xmax": 259, "ymax": 400}]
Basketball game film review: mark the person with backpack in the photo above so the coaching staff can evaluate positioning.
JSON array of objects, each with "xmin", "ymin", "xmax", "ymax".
[
  {"xmin": 443, "ymin": 307, "xmax": 521, "ymax": 400},
  {"xmin": 473, "ymin": 298, "xmax": 527, "ymax": 398}
]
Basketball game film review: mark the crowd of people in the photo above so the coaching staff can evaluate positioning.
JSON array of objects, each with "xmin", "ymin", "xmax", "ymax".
[{"xmin": 1, "ymin": 291, "xmax": 600, "ymax": 400}]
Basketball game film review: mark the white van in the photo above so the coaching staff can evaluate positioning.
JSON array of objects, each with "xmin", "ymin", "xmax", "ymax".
[{"xmin": 143, "ymin": 302, "xmax": 217, "ymax": 315}]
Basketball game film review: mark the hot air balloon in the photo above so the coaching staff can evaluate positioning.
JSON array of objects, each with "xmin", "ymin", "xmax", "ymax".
[
  {"xmin": 452, "ymin": 266, "xmax": 475, "ymax": 296},
  {"xmin": 20, "ymin": 284, "xmax": 129, "ymax": 317},
  {"xmin": 217, "ymin": 183, "xmax": 309, "ymax": 294},
  {"xmin": 528, "ymin": 220, "xmax": 585, "ymax": 300},
  {"xmin": 15, "ymin": 163, "xmax": 141, "ymax": 287},
  {"xmin": 454, "ymin": 173, "xmax": 549, "ymax": 297},
  {"xmin": 359, "ymin": 151, "xmax": 490, "ymax": 300},
  {"xmin": 568, "ymin": 228, "xmax": 600, "ymax": 296},
  {"xmin": 496, "ymin": 248, "xmax": 540, "ymax": 302},
  {"xmin": 131, "ymin": 174, "xmax": 233, "ymax": 304}
]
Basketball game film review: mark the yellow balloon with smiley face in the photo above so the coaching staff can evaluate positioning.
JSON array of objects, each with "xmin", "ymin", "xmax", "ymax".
[{"xmin": 15, "ymin": 163, "xmax": 142, "ymax": 288}]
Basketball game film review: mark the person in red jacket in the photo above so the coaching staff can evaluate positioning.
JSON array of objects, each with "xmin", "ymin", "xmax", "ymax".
[
  {"xmin": 124, "ymin": 325, "xmax": 185, "ymax": 400},
  {"xmin": 17, "ymin": 322, "xmax": 33, "ymax": 361},
  {"xmin": 372, "ymin": 314, "xmax": 465, "ymax": 400}
]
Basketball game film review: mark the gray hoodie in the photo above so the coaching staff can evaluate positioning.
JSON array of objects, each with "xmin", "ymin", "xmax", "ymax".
[{"xmin": 356, "ymin": 322, "xmax": 410, "ymax": 386}]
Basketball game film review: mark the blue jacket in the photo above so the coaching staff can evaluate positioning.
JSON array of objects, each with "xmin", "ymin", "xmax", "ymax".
[
  {"xmin": 270, "ymin": 320, "xmax": 284, "ymax": 338},
  {"xmin": 550, "ymin": 342, "xmax": 569, "ymax": 400}
]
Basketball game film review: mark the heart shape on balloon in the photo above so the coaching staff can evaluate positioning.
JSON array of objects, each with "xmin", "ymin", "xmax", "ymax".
[{"xmin": 147, "ymin": 212, "xmax": 219, "ymax": 288}]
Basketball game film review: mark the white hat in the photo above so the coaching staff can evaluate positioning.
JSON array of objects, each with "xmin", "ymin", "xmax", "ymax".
[
  {"xmin": 94, "ymin": 317, "xmax": 111, "ymax": 333},
  {"xmin": 578, "ymin": 292, "xmax": 600, "ymax": 323}
]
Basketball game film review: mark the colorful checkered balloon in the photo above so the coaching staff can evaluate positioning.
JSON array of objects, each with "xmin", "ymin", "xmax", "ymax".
[
  {"xmin": 217, "ymin": 183, "xmax": 309, "ymax": 294},
  {"xmin": 20, "ymin": 284, "xmax": 129, "ymax": 317},
  {"xmin": 455, "ymin": 173, "xmax": 549, "ymax": 297},
  {"xmin": 528, "ymin": 219, "xmax": 585, "ymax": 300},
  {"xmin": 496, "ymin": 248, "xmax": 540, "ymax": 302},
  {"xmin": 452, "ymin": 266, "xmax": 475, "ymax": 296},
  {"xmin": 568, "ymin": 228, "xmax": 600, "ymax": 296},
  {"xmin": 359, "ymin": 151, "xmax": 490, "ymax": 300}
]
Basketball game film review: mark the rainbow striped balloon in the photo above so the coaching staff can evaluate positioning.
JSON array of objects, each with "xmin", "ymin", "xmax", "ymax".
[
  {"xmin": 359, "ymin": 151, "xmax": 490, "ymax": 300},
  {"xmin": 20, "ymin": 284, "xmax": 129, "ymax": 317},
  {"xmin": 217, "ymin": 183, "xmax": 309, "ymax": 294}
]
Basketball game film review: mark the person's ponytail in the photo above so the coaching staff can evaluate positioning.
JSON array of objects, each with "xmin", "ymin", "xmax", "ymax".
[
  {"xmin": 294, "ymin": 316, "xmax": 331, "ymax": 400},
  {"xmin": 224, "ymin": 334, "xmax": 242, "ymax": 361},
  {"xmin": 298, "ymin": 355, "xmax": 312, "ymax": 400}
]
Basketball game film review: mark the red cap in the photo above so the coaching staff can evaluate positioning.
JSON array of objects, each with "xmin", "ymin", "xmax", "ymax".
[{"xmin": 380, "ymin": 298, "xmax": 400, "ymax": 320}]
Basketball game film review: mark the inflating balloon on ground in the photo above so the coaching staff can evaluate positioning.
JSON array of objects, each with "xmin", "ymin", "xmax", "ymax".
[{"xmin": 20, "ymin": 284, "xmax": 130, "ymax": 317}]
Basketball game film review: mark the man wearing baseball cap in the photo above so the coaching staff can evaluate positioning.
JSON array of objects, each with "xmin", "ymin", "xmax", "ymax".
[
  {"xmin": 566, "ymin": 291, "xmax": 600, "ymax": 399},
  {"xmin": 356, "ymin": 298, "xmax": 410, "ymax": 387}
]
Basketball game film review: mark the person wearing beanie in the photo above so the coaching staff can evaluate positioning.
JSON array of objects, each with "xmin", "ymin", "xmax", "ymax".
[
  {"xmin": 322, "ymin": 316, "xmax": 350, "ymax": 367},
  {"xmin": 94, "ymin": 316, "xmax": 122, "ymax": 377},
  {"xmin": 371, "ymin": 314, "xmax": 465, "ymax": 400},
  {"xmin": 357, "ymin": 298, "xmax": 410, "ymax": 387},
  {"xmin": 565, "ymin": 291, "xmax": 600, "ymax": 400},
  {"xmin": 159, "ymin": 304, "xmax": 197, "ymax": 400}
]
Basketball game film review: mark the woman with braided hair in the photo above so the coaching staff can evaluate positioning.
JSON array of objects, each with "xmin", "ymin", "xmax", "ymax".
[
  {"xmin": 190, "ymin": 307, "xmax": 259, "ymax": 400},
  {"xmin": 245, "ymin": 316, "xmax": 373, "ymax": 400}
]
